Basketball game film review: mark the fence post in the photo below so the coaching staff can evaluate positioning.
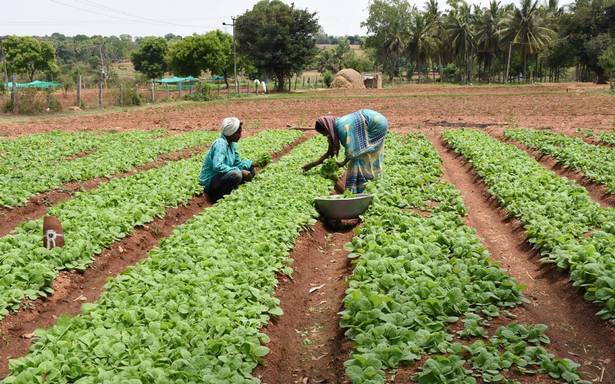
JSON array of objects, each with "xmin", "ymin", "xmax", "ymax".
[
  {"xmin": 76, "ymin": 75, "xmax": 81, "ymax": 107},
  {"xmin": 119, "ymin": 83, "xmax": 124, "ymax": 106},
  {"xmin": 11, "ymin": 74, "xmax": 17, "ymax": 113},
  {"xmin": 178, "ymin": 81, "xmax": 182, "ymax": 98},
  {"xmin": 150, "ymin": 79, "xmax": 155, "ymax": 102},
  {"xmin": 98, "ymin": 80, "xmax": 103, "ymax": 108}
]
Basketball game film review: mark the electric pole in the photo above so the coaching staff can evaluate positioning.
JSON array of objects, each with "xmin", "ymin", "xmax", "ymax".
[{"xmin": 223, "ymin": 16, "xmax": 239, "ymax": 95}]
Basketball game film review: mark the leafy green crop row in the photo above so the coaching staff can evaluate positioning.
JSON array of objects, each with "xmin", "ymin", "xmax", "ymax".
[
  {"xmin": 3, "ymin": 136, "xmax": 331, "ymax": 384},
  {"xmin": 505, "ymin": 128, "xmax": 615, "ymax": 193},
  {"xmin": 0, "ymin": 131, "xmax": 112, "ymax": 173},
  {"xmin": 600, "ymin": 131, "xmax": 615, "ymax": 145},
  {"xmin": 341, "ymin": 133, "xmax": 586, "ymax": 384},
  {"xmin": 443, "ymin": 129, "xmax": 615, "ymax": 319},
  {"xmin": 0, "ymin": 130, "xmax": 301, "ymax": 320},
  {"xmin": 0, "ymin": 129, "xmax": 218, "ymax": 208}
]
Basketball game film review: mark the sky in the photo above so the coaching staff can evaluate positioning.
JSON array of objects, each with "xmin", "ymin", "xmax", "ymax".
[{"xmin": 2, "ymin": 0, "xmax": 506, "ymax": 38}]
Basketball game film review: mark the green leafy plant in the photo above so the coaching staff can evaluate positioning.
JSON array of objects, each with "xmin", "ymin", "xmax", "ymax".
[
  {"xmin": 0, "ymin": 130, "xmax": 302, "ymax": 320},
  {"xmin": 444, "ymin": 129, "xmax": 615, "ymax": 319},
  {"xmin": 505, "ymin": 128, "xmax": 615, "ymax": 193},
  {"xmin": 0, "ymin": 129, "xmax": 216, "ymax": 208},
  {"xmin": 340, "ymin": 133, "xmax": 585, "ymax": 384},
  {"xmin": 320, "ymin": 157, "xmax": 340, "ymax": 181},
  {"xmin": 3, "ymin": 135, "xmax": 332, "ymax": 383}
]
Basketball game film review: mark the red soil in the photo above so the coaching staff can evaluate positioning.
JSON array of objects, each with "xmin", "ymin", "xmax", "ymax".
[
  {"xmin": 254, "ymin": 221, "xmax": 355, "ymax": 384},
  {"xmin": 428, "ymin": 130, "xmax": 615, "ymax": 383},
  {"xmin": 1, "ymin": 83, "xmax": 613, "ymax": 138}
]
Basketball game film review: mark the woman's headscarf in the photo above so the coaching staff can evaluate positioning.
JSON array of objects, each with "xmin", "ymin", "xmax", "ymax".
[{"xmin": 316, "ymin": 116, "xmax": 340, "ymax": 156}]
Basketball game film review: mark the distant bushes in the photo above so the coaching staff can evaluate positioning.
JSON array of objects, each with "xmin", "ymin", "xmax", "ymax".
[{"xmin": 3, "ymin": 89, "xmax": 62, "ymax": 114}]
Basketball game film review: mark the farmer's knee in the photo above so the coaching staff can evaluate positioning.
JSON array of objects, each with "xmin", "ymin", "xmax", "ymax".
[{"xmin": 228, "ymin": 170, "xmax": 242, "ymax": 183}]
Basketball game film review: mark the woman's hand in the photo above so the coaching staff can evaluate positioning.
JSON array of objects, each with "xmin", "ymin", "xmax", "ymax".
[{"xmin": 336, "ymin": 157, "xmax": 349, "ymax": 168}]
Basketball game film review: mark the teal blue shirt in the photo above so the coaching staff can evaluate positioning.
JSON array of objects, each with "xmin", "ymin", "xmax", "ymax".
[{"xmin": 199, "ymin": 136, "xmax": 253, "ymax": 190}]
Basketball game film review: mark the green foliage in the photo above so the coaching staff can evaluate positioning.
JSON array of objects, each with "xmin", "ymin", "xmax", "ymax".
[
  {"xmin": 599, "ymin": 42, "xmax": 615, "ymax": 85},
  {"xmin": 600, "ymin": 131, "xmax": 615, "ymax": 145},
  {"xmin": 341, "ymin": 133, "xmax": 585, "ymax": 384},
  {"xmin": 0, "ymin": 130, "xmax": 301, "ymax": 321},
  {"xmin": 323, "ymin": 70, "xmax": 334, "ymax": 87},
  {"xmin": 444, "ymin": 129, "xmax": 615, "ymax": 319},
  {"xmin": 3, "ymin": 133, "xmax": 329, "ymax": 383},
  {"xmin": 116, "ymin": 86, "xmax": 141, "ymax": 106},
  {"xmin": 131, "ymin": 36, "xmax": 168, "ymax": 80},
  {"xmin": 0, "ymin": 130, "xmax": 205, "ymax": 208},
  {"xmin": 236, "ymin": 0, "xmax": 320, "ymax": 91},
  {"xmin": 2, "ymin": 89, "xmax": 62, "ymax": 115},
  {"xmin": 166, "ymin": 31, "xmax": 231, "ymax": 78},
  {"xmin": 182, "ymin": 83, "xmax": 214, "ymax": 101},
  {"xmin": 1, "ymin": 36, "xmax": 58, "ymax": 81},
  {"xmin": 363, "ymin": 0, "xmax": 414, "ymax": 79},
  {"xmin": 505, "ymin": 128, "xmax": 615, "ymax": 193},
  {"xmin": 320, "ymin": 157, "xmax": 339, "ymax": 180}
]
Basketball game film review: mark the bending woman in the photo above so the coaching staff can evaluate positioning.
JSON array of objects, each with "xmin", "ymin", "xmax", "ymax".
[{"xmin": 302, "ymin": 109, "xmax": 388, "ymax": 193}]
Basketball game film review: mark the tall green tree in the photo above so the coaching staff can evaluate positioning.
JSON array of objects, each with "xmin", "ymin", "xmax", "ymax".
[
  {"xmin": 363, "ymin": 0, "xmax": 414, "ymax": 80},
  {"xmin": 235, "ymin": 0, "xmax": 320, "ymax": 91},
  {"xmin": 475, "ymin": 0, "xmax": 505, "ymax": 81},
  {"xmin": 131, "ymin": 37, "xmax": 168, "ymax": 80},
  {"xmin": 446, "ymin": 1, "xmax": 476, "ymax": 83},
  {"xmin": 425, "ymin": 0, "xmax": 447, "ymax": 81},
  {"xmin": 501, "ymin": 0, "xmax": 554, "ymax": 81},
  {"xmin": 166, "ymin": 31, "xmax": 231, "ymax": 80},
  {"xmin": 408, "ymin": 11, "xmax": 435, "ymax": 82},
  {"xmin": 2, "ymin": 36, "xmax": 57, "ymax": 81},
  {"xmin": 599, "ymin": 42, "xmax": 615, "ymax": 87}
]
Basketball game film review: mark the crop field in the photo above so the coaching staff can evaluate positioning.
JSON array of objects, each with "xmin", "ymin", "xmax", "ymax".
[{"xmin": 0, "ymin": 84, "xmax": 614, "ymax": 384}]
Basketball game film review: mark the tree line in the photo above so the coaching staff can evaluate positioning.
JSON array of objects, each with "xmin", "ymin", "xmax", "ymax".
[
  {"xmin": 1, "ymin": 0, "xmax": 614, "ymax": 95},
  {"xmin": 363, "ymin": 0, "xmax": 615, "ymax": 84}
]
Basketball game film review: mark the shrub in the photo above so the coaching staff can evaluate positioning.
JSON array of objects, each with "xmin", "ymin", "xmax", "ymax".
[
  {"xmin": 2, "ymin": 89, "xmax": 62, "ymax": 114},
  {"xmin": 183, "ymin": 83, "xmax": 214, "ymax": 101},
  {"xmin": 323, "ymin": 70, "xmax": 333, "ymax": 88},
  {"xmin": 116, "ymin": 86, "xmax": 142, "ymax": 106}
]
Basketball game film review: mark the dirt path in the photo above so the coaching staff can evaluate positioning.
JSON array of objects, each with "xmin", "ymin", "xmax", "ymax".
[
  {"xmin": 1, "ymin": 84, "xmax": 614, "ymax": 138},
  {"xmin": 427, "ymin": 130, "xmax": 615, "ymax": 383},
  {"xmin": 0, "ymin": 135, "xmax": 308, "ymax": 379},
  {"xmin": 0, "ymin": 144, "xmax": 209, "ymax": 237},
  {"xmin": 254, "ymin": 221, "xmax": 355, "ymax": 384},
  {"xmin": 488, "ymin": 130, "xmax": 615, "ymax": 208}
]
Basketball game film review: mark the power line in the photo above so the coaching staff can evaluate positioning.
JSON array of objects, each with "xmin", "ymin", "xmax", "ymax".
[
  {"xmin": 48, "ymin": 0, "xmax": 206, "ymax": 29},
  {"xmin": 77, "ymin": 0, "xmax": 206, "ymax": 28}
]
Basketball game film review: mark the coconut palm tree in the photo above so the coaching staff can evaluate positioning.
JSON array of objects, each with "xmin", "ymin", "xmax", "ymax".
[
  {"xmin": 446, "ymin": 1, "xmax": 476, "ymax": 83},
  {"xmin": 501, "ymin": 0, "xmax": 554, "ymax": 81},
  {"xmin": 408, "ymin": 11, "xmax": 435, "ymax": 82},
  {"xmin": 475, "ymin": 0, "xmax": 506, "ymax": 81},
  {"xmin": 425, "ymin": 0, "xmax": 447, "ymax": 81}
]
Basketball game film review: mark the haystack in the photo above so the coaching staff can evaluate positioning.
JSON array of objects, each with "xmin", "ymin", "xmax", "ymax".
[{"xmin": 330, "ymin": 68, "xmax": 366, "ymax": 89}]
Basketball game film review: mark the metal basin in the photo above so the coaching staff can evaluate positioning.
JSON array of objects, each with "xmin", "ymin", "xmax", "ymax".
[{"xmin": 314, "ymin": 194, "xmax": 373, "ymax": 220}]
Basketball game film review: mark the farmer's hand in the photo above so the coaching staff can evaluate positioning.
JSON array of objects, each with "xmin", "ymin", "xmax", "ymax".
[{"xmin": 242, "ymin": 169, "xmax": 253, "ymax": 182}]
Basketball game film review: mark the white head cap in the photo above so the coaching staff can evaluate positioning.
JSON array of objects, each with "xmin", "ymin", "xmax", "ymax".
[{"xmin": 221, "ymin": 117, "xmax": 241, "ymax": 137}]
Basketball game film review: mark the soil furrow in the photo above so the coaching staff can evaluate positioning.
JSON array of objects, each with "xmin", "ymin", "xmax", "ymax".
[
  {"xmin": 427, "ymin": 130, "xmax": 615, "ymax": 383},
  {"xmin": 0, "ymin": 134, "xmax": 307, "ymax": 378},
  {"xmin": 0, "ymin": 143, "xmax": 210, "ymax": 237},
  {"xmin": 254, "ymin": 220, "xmax": 355, "ymax": 384},
  {"xmin": 488, "ymin": 129, "xmax": 615, "ymax": 208}
]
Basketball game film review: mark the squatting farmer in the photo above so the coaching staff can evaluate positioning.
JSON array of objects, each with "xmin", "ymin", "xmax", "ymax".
[
  {"xmin": 302, "ymin": 109, "xmax": 389, "ymax": 194},
  {"xmin": 199, "ymin": 117, "xmax": 255, "ymax": 201}
]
